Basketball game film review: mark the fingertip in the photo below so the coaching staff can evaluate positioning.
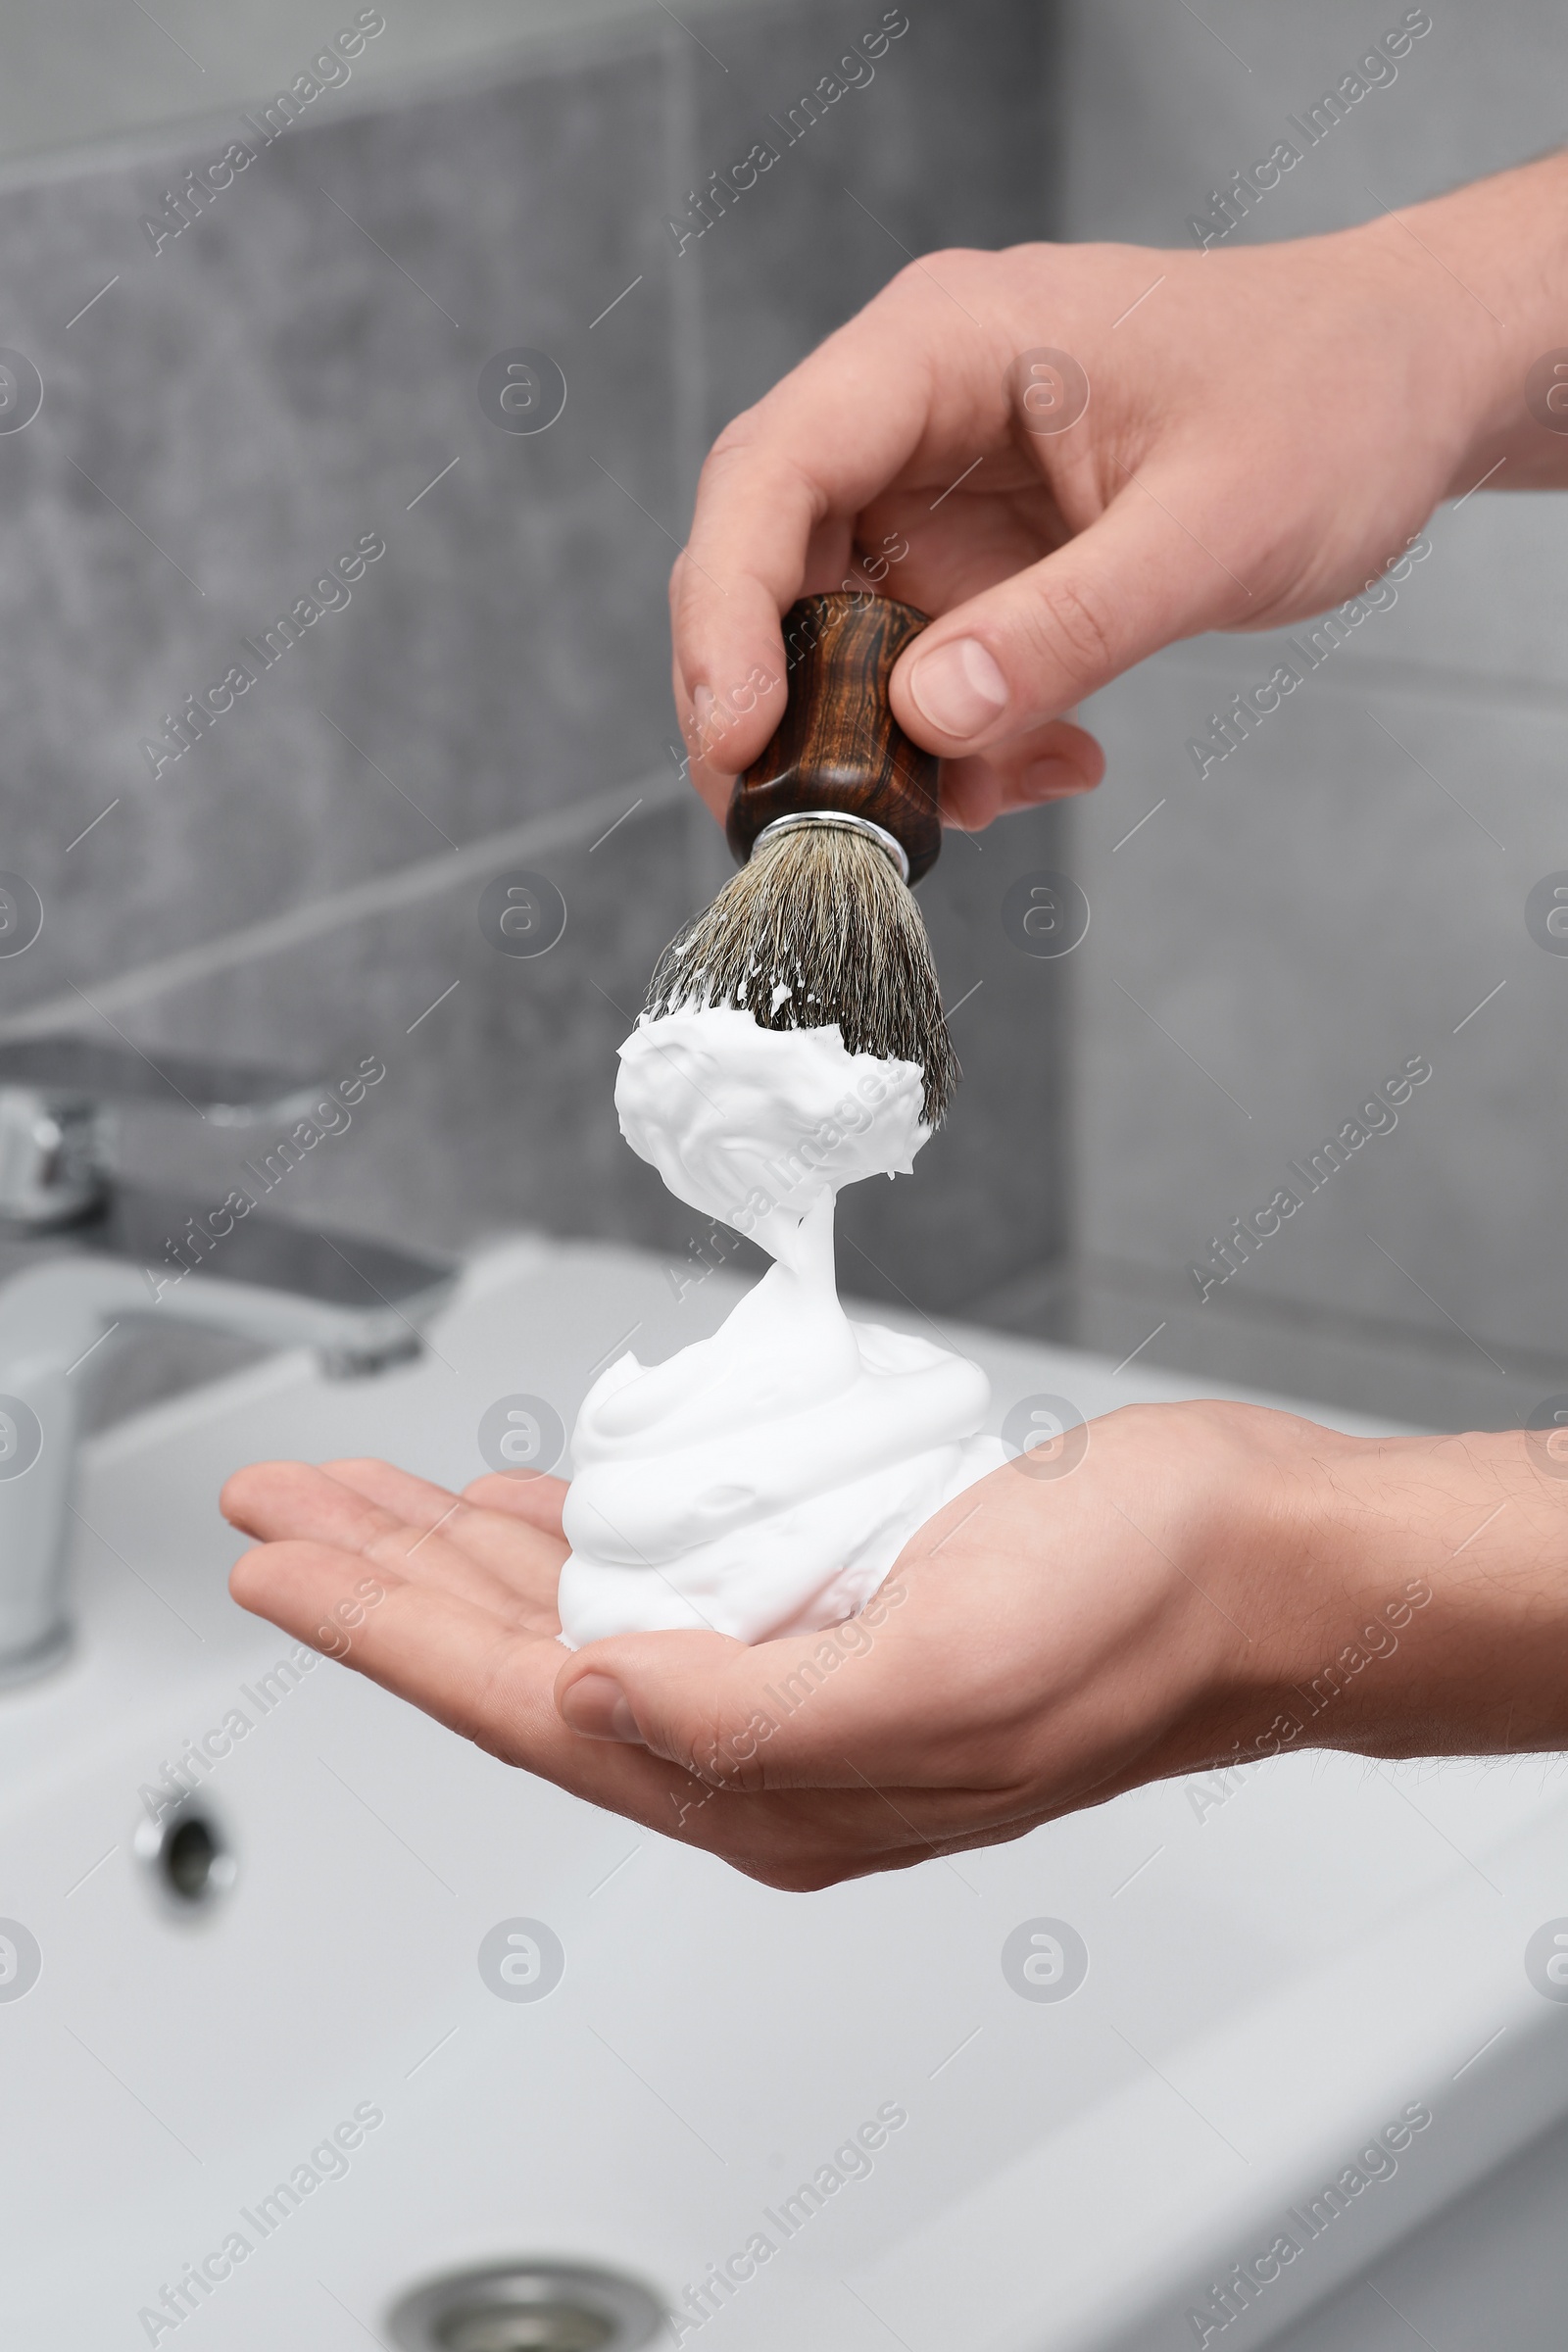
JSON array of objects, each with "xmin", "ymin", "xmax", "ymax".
[
  {"xmin": 675, "ymin": 662, "xmax": 788, "ymax": 787},
  {"xmin": 941, "ymin": 720, "xmax": 1105, "ymax": 826},
  {"xmin": 939, "ymin": 763, "xmax": 1003, "ymax": 832},
  {"xmin": 218, "ymin": 1470, "xmax": 249, "ymax": 1527},
  {"xmin": 219, "ymin": 1459, "xmax": 288, "ymax": 1529},
  {"xmin": 556, "ymin": 1668, "xmax": 644, "ymax": 1743},
  {"xmin": 1004, "ymin": 721, "xmax": 1104, "ymax": 808},
  {"xmin": 226, "ymin": 1539, "xmax": 272, "ymax": 1612},
  {"xmin": 1012, "ymin": 753, "xmax": 1100, "ymax": 804},
  {"xmin": 1064, "ymin": 721, "xmax": 1106, "ymax": 786},
  {"xmin": 892, "ymin": 631, "xmax": 1011, "ymax": 755}
]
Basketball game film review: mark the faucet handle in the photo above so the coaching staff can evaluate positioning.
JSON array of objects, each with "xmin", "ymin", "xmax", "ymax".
[{"xmin": 0, "ymin": 1040, "xmax": 325, "ymax": 1229}]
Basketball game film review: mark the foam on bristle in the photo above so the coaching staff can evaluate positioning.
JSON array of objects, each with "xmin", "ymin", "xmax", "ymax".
[{"xmin": 642, "ymin": 821, "xmax": 958, "ymax": 1126}]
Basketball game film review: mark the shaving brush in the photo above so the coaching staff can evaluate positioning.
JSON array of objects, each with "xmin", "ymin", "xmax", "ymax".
[{"xmin": 644, "ymin": 592, "xmax": 957, "ymax": 1126}]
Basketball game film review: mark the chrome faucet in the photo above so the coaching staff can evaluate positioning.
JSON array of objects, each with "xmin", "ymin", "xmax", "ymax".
[{"xmin": 0, "ymin": 1040, "xmax": 455, "ymax": 1687}]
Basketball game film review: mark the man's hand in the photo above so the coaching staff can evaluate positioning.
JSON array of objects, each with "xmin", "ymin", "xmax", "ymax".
[
  {"xmin": 221, "ymin": 1403, "xmax": 1568, "ymax": 1891},
  {"xmin": 673, "ymin": 157, "xmax": 1568, "ymax": 832}
]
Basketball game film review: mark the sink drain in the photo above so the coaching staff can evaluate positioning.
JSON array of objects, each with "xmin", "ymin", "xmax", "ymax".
[
  {"xmin": 388, "ymin": 2263, "xmax": 664, "ymax": 2352},
  {"xmin": 133, "ymin": 1795, "xmax": 237, "ymax": 1915}
]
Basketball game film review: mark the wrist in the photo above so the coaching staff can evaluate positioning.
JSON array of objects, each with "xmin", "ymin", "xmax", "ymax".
[
  {"xmin": 1256, "ymin": 1424, "xmax": 1568, "ymax": 1761},
  {"xmin": 1354, "ymin": 154, "xmax": 1568, "ymax": 493}
]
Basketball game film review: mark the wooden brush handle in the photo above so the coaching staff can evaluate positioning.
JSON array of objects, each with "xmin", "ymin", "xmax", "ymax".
[{"xmin": 725, "ymin": 593, "xmax": 943, "ymax": 882}]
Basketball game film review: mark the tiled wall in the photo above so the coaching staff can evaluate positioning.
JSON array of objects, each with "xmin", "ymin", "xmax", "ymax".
[
  {"xmin": 30, "ymin": 0, "xmax": 1546, "ymax": 1442},
  {"xmin": 1009, "ymin": 0, "xmax": 1568, "ymax": 1429},
  {"xmin": 0, "ymin": 0, "xmax": 1068, "ymax": 1424}
]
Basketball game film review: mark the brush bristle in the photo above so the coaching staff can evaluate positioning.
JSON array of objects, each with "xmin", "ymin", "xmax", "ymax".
[{"xmin": 642, "ymin": 824, "xmax": 959, "ymax": 1127}]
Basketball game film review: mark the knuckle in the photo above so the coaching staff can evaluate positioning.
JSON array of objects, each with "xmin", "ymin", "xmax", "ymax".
[
  {"xmin": 670, "ymin": 1699, "xmax": 774, "ymax": 1793},
  {"xmin": 704, "ymin": 413, "xmax": 762, "ymax": 475},
  {"xmin": 365, "ymin": 1525, "xmax": 418, "ymax": 1571},
  {"xmin": 883, "ymin": 246, "xmax": 982, "ymax": 303},
  {"xmin": 1026, "ymin": 571, "xmax": 1118, "ymax": 686}
]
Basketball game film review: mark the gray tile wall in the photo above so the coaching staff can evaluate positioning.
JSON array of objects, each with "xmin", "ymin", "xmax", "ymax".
[
  {"xmin": 1010, "ymin": 0, "xmax": 1568, "ymax": 1428},
  {"xmin": 0, "ymin": 0, "xmax": 1067, "ymax": 1421}
]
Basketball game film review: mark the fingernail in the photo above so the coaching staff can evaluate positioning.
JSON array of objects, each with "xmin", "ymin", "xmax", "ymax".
[
  {"xmin": 1019, "ymin": 756, "xmax": 1083, "ymax": 800},
  {"xmin": 906, "ymin": 637, "xmax": 1008, "ymax": 741},
  {"xmin": 561, "ymin": 1671, "xmax": 643, "ymax": 1743}
]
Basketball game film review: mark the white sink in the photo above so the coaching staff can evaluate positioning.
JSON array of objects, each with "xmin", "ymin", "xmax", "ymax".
[{"xmin": 4, "ymin": 1236, "xmax": 1565, "ymax": 2350}]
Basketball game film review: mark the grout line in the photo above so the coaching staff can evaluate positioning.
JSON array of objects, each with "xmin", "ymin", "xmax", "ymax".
[
  {"xmin": 0, "ymin": 768, "xmax": 684, "ymax": 1042},
  {"xmin": 959, "ymin": 1247, "xmax": 1564, "ymax": 1392},
  {"xmin": 0, "ymin": 12, "xmax": 671, "ymax": 213}
]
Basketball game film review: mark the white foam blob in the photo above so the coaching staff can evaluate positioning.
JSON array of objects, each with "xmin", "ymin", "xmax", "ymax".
[{"xmin": 557, "ymin": 1007, "xmax": 1003, "ymax": 1647}]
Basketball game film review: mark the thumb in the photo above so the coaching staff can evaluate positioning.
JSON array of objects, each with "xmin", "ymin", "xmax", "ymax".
[
  {"xmin": 889, "ymin": 475, "xmax": 1251, "ymax": 756},
  {"xmin": 555, "ymin": 1591, "xmax": 918, "ymax": 1791}
]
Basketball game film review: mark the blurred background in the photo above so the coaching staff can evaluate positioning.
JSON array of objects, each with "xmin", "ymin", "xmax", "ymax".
[{"xmin": 0, "ymin": 0, "xmax": 1563, "ymax": 1437}]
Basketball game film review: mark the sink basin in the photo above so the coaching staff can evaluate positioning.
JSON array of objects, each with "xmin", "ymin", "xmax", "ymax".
[{"xmin": 4, "ymin": 1236, "xmax": 1566, "ymax": 2349}]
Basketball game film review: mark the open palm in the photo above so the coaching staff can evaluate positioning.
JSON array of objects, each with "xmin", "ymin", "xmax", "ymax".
[{"xmin": 221, "ymin": 1403, "xmax": 1324, "ymax": 1891}]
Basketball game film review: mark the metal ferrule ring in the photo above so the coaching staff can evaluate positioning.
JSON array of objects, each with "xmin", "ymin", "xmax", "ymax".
[{"xmin": 750, "ymin": 809, "xmax": 911, "ymax": 884}]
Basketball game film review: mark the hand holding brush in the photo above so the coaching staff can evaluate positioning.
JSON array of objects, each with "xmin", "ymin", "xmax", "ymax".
[{"xmin": 646, "ymin": 591, "xmax": 958, "ymax": 1125}]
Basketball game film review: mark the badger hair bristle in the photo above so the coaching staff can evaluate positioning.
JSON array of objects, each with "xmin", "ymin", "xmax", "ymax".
[{"xmin": 642, "ymin": 821, "xmax": 958, "ymax": 1127}]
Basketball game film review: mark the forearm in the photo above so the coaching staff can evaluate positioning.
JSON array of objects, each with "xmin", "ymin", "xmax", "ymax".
[
  {"xmin": 1356, "ymin": 149, "xmax": 1568, "ymax": 492},
  {"xmin": 1254, "ymin": 1420, "xmax": 1568, "ymax": 1761}
]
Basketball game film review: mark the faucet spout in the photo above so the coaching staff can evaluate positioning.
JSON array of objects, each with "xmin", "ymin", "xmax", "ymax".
[{"xmin": 0, "ymin": 1192, "xmax": 454, "ymax": 1687}]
